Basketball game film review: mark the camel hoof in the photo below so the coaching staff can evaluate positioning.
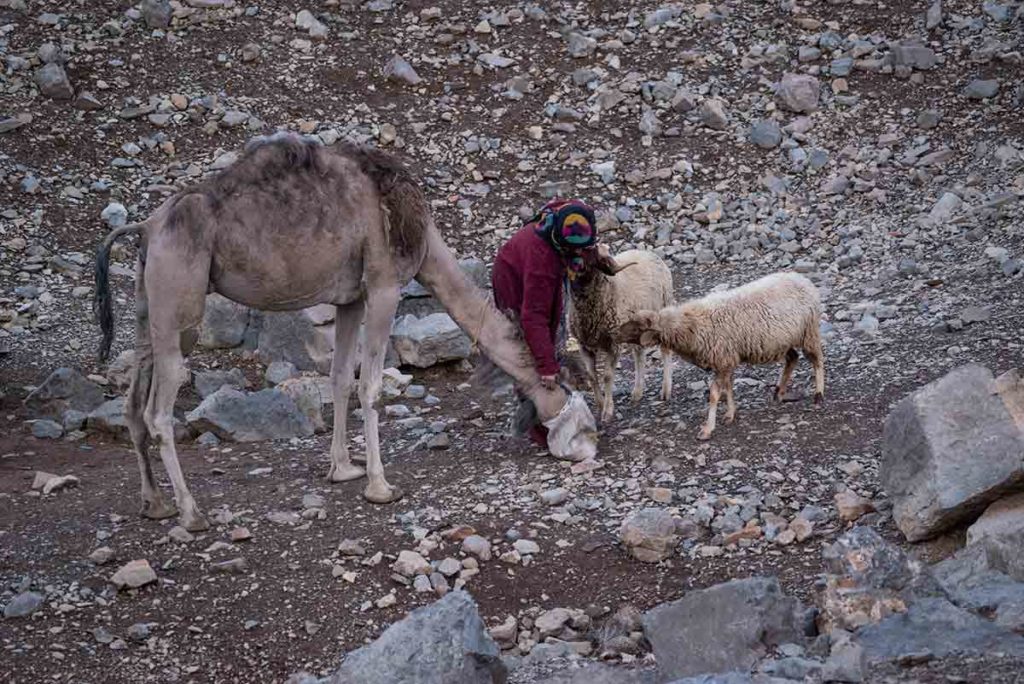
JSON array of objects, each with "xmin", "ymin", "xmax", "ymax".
[
  {"xmin": 363, "ymin": 483, "xmax": 403, "ymax": 504},
  {"xmin": 141, "ymin": 499, "xmax": 177, "ymax": 521},
  {"xmin": 631, "ymin": 392, "xmax": 644, "ymax": 403},
  {"xmin": 773, "ymin": 386, "xmax": 784, "ymax": 403},
  {"xmin": 181, "ymin": 508, "xmax": 210, "ymax": 532},
  {"xmin": 814, "ymin": 392, "xmax": 824, "ymax": 407},
  {"xmin": 328, "ymin": 463, "xmax": 366, "ymax": 482},
  {"xmin": 724, "ymin": 415, "xmax": 736, "ymax": 425},
  {"xmin": 696, "ymin": 430, "xmax": 713, "ymax": 441}
]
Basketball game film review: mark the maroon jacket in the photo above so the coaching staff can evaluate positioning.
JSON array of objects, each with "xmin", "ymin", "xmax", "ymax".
[{"xmin": 491, "ymin": 224, "xmax": 564, "ymax": 376}]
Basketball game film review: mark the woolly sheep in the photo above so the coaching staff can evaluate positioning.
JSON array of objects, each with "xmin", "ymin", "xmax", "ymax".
[
  {"xmin": 614, "ymin": 271, "xmax": 824, "ymax": 440},
  {"xmin": 570, "ymin": 246, "xmax": 675, "ymax": 423}
]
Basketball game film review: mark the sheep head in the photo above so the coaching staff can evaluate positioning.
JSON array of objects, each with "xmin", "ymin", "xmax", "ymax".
[
  {"xmin": 614, "ymin": 311, "xmax": 660, "ymax": 346},
  {"xmin": 581, "ymin": 243, "xmax": 637, "ymax": 277}
]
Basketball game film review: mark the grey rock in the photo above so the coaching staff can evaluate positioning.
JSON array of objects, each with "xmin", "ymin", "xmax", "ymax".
[
  {"xmin": 775, "ymin": 73, "xmax": 820, "ymax": 113},
  {"xmin": 620, "ymin": 508, "xmax": 679, "ymax": 563},
  {"xmin": 31, "ymin": 419, "xmax": 63, "ymax": 439},
  {"xmin": 257, "ymin": 309, "xmax": 335, "ymax": 374},
  {"xmin": 384, "ymin": 55, "xmax": 422, "ymax": 85},
  {"xmin": 266, "ymin": 361, "xmax": 299, "ymax": 385},
  {"xmin": 643, "ymin": 577, "xmax": 805, "ymax": 679},
  {"xmin": 928, "ymin": 192, "xmax": 962, "ymax": 223},
  {"xmin": 917, "ymin": 109, "xmax": 941, "ymax": 129},
  {"xmin": 567, "ymin": 32, "xmax": 597, "ymax": 58},
  {"xmin": 856, "ymin": 597, "xmax": 1024, "ymax": 662},
  {"xmin": 391, "ymin": 313, "xmax": 471, "ymax": 368},
  {"xmin": 926, "ymin": 0, "xmax": 943, "ymax": 29},
  {"xmin": 62, "ymin": 409, "xmax": 87, "ymax": 431},
  {"xmin": 934, "ymin": 544, "xmax": 1024, "ymax": 632},
  {"xmin": 34, "ymin": 62, "xmax": 73, "ymax": 100},
  {"xmin": 699, "ymin": 99, "xmax": 729, "ymax": 130},
  {"xmin": 666, "ymin": 675, "xmax": 794, "ymax": 684},
  {"xmin": 194, "ymin": 368, "xmax": 249, "ymax": 398},
  {"xmin": 87, "ymin": 398, "xmax": 129, "ymax": 438},
  {"xmin": 101, "ymin": 202, "xmax": 128, "ymax": 228},
  {"xmin": 25, "ymin": 367, "xmax": 105, "ymax": 419},
  {"xmin": 110, "ymin": 559, "xmax": 157, "ymax": 590},
  {"xmin": 277, "ymin": 376, "xmax": 329, "ymax": 433},
  {"xmin": 966, "ymin": 492, "xmax": 1024, "ymax": 580},
  {"xmin": 823, "ymin": 527, "xmax": 944, "ymax": 597},
  {"xmin": 830, "ymin": 57, "xmax": 854, "ymax": 76},
  {"xmin": 821, "ymin": 634, "xmax": 865, "ymax": 683},
  {"xmin": 140, "ymin": 0, "xmax": 171, "ymax": 28},
  {"xmin": 880, "ymin": 364, "xmax": 1024, "ymax": 541},
  {"xmin": 671, "ymin": 88, "xmax": 698, "ymax": 113},
  {"xmin": 186, "ymin": 387, "xmax": 315, "ymax": 442},
  {"xmin": 3, "ymin": 591, "xmax": 44, "ymax": 618},
  {"xmin": 965, "ymin": 79, "xmax": 1000, "ymax": 100},
  {"xmin": 199, "ymin": 293, "xmax": 252, "ymax": 349},
  {"xmin": 749, "ymin": 120, "xmax": 782, "ymax": 149},
  {"xmin": 328, "ymin": 591, "xmax": 505, "ymax": 684},
  {"xmin": 890, "ymin": 42, "xmax": 937, "ymax": 69}
]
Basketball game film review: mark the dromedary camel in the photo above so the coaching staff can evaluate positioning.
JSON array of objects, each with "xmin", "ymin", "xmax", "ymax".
[{"xmin": 94, "ymin": 133, "xmax": 597, "ymax": 532}]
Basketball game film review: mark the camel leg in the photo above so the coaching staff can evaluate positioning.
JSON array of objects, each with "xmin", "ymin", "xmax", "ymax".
[
  {"xmin": 774, "ymin": 349, "xmax": 800, "ymax": 402},
  {"xmin": 142, "ymin": 243, "xmax": 210, "ymax": 532},
  {"xmin": 698, "ymin": 371, "xmax": 728, "ymax": 441},
  {"xmin": 660, "ymin": 347, "xmax": 673, "ymax": 401},
  {"xmin": 327, "ymin": 300, "xmax": 366, "ymax": 482},
  {"xmin": 722, "ymin": 369, "xmax": 737, "ymax": 424},
  {"xmin": 126, "ymin": 258, "xmax": 176, "ymax": 520},
  {"xmin": 600, "ymin": 349, "xmax": 616, "ymax": 423},
  {"xmin": 631, "ymin": 346, "xmax": 645, "ymax": 403},
  {"xmin": 358, "ymin": 284, "xmax": 402, "ymax": 504}
]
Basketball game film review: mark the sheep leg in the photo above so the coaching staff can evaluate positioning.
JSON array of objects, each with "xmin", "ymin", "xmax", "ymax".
[
  {"xmin": 660, "ymin": 347, "xmax": 673, "ymax": 401},
  {"xmin": 600, "ymin": 349, "xmax": 616, "ymax": 423},
  {"xmin": 578, "ymin": 347, "xmax": 602, "ymax": 418},
  {"xmin": 774, "ymin": 349, "xmax": 800, "ymax": 402},
  {"xmin": 722, "ymin": 369, "xmax": 737, "ymax": 424},
  {"xmin": 698, "ymin": 373, "xmax": 726, "ymax": 441},
  {"xmin": 631, "ymin": 346, "xmax": 645, "ymax": 403},
  {"xmin": 804, "ymin": 344, "xmax": 825, "ymax": 406}
]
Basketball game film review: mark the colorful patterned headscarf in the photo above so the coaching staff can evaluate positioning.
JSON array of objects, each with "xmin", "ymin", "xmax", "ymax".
[{"xmin": 531, "ymin": 198, "xmax": 597, "ymax": 282}]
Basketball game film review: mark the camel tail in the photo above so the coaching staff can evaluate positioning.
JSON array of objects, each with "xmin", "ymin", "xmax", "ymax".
[{"xmin": 94, "ymin": 222, "xmax": 142, "ymax": 363}]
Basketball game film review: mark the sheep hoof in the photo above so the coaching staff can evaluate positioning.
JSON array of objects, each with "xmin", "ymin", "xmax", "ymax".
[
  {"xmin": 814, "ymin": 392, "xmax": 824, "ymax": 407},
  {"xmin": 724, "ymin": 414, "xmax": 736, "ymax": 425},
  {"xmin": 773, "ymin": 386, "xmax": 784, "ymax": 402}
]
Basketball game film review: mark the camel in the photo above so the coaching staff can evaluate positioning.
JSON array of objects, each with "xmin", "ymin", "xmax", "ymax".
[{"xmin": 94, "ymin": 133, "xmax": 598, "ymax": 532}]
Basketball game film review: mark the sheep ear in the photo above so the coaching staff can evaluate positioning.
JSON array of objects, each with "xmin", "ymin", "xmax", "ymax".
[{"xmin": 639, "ymin": 330, "xmax": 658, "ymax": 346}]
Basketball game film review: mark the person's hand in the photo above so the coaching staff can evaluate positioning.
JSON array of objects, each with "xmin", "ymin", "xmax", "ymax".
[{"xmin": 540, "ymin": 374, "xmax": 558, "ymax": 390}]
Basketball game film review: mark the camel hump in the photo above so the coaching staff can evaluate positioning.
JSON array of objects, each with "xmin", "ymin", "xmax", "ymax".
[{"xmin": 339, "ymin": 141, "xmax": 430, "ymax": 258}]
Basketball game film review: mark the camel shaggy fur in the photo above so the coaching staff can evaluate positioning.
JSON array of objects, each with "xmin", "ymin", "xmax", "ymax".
[
  {"xmin": 570, "ymin": 246, "xmax": 674, "ymax": 422},
  {"xmin": 615, "ymin": 272, "xmax": 824, "ymax": 440},
  {"xmin": 94, "ymin": 133, "xmax": 597, "ymax": 531}
]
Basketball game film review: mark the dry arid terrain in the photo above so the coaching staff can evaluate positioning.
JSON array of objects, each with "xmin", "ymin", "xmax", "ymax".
[{"xmin": 1, "ymin": 1, "xmax": 1023, "ymax": 683}]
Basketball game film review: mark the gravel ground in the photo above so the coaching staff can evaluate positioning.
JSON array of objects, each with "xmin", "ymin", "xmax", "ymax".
[{"xmin": 1, "ymin": 0, "xmax": 1023, "ymax": 682}]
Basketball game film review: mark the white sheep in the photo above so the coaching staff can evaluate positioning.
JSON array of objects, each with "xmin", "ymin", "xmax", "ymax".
[
  {"xmin": 570, "ymin": 246, "xmax": 675, "ymax": 422},
  {"xmin": 614, "ymin": 271, "xmax": 824, "ymax": 440}
]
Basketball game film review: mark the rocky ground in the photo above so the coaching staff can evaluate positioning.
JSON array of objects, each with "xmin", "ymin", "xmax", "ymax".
[{"xmin": 2, "ymin": 0, "xmax": 1024, "ymax": 683}]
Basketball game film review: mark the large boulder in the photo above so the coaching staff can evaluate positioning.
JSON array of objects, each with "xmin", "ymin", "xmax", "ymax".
[
  {"xmin": 933, "ymin": 544, "xmax": 1024, "ymax": 633},
  {"xmin": 818, "ymin": 526, "xmax": 945, "ymax": 633},
  {"xmin": 642, "ymin": 577, "xmax": 806, "ymax": 680},
  {"xmin": 25, "ymin": 367, "xmax": 105, "ymax": 419},
  {"xmin": 198, "ymin": 293, "xmax": 252, "ymax": 349},
  {"xmin": 193, "ymin": 368, "xmax": 249, "ymax": 398},
  {"xmin": 391, "ymin": 313, "xmax": 471, "ymax": 368},
  {"xmin": 185, "ymin": 387, "xmax": 314, "ymax": 442},
  {"xmin": 256, "ymin": 306, "xmax": 337, "ymax": 374},
  {"xmin": 398, "ymin": 258, "xmax": 489, "ymax": 317},
  {"xmin": 855, "ymin": 597, "xmax": 1024, "ymax": 662},
  {"xmin": 87, "ymin": 398, "xmax": 130, "ymax": 438},
  {"xmin": 276, "ymin": 376, "xmax": 331, "ymax": 433},
  {"xmin": 880, "ymin": 365, "xmax": 1024, "ymax": 541},
  {"xmin": 326, "ymin": 590, "xmax": 505, "ymax": 684},
  {"xmin": 965, "ymin": 492, "xmax": 1024, "ymax": 580}
]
